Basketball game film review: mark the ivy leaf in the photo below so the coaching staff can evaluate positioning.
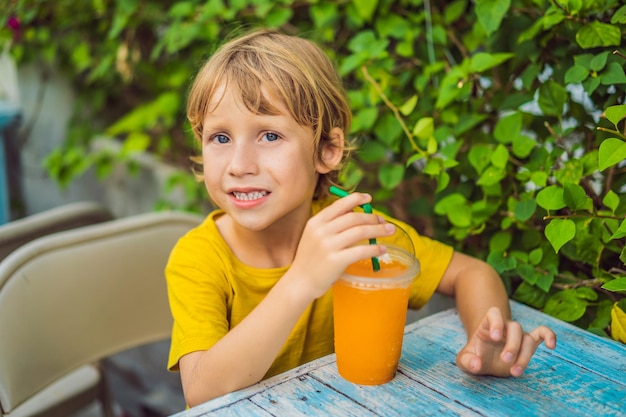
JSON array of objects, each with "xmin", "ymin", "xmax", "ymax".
[
  {"xmin": 477, "ymin": 166, "xmax": 506, "ymax": 186},
  {"xmin": 487, "ymin": 250, "xmax": 517, "ymax": 273},
  {"xmin": 564, "ymin": 65, "xmax": 589, "ymax": 84},
  {"xmin": 469, "ymin": 52, "xmax": 515, "ymax": 72},
  {"xmin": 600, "ymin": 62, "xmax": 626, "ymax": 85},
  {"xmin": 545, "ymin": 219, "xmax": 576, "ymax": 253},
  {"xmin": 352, "ymin": 0, "xmax": 378, "ymax": 22},
  {"xmin": 602, "ymin": 190, "xmax": 620, "ymax": 213},
  {"xmin": 468, "ymin": 145, "xmax": 492, "ymax": 175},
  {"xmin": 490, "ymin": 144, "xmax": 509, "ymax": 169},
  {"xmin": 512, "ymin": 134, "xmax": 536, "ymax": 158},
  {"xmin": 358, "ymin": 140, "xmax": 387, "ymax": 163},
  {"xmin": 514, "ymin": 199, "xmax": 536, "ymax": 222},
  {"xmin": 544, "ymin": 289, "xmax": 588, "ymax": 322},
  {"xmin": 400, "ymin": 95, "xmax": 418, "ymax": 116},
  {"xmin": 602, "ymin": 278, "xmax": 626, "ymax": 293},
  {"xmin": 494, "ymin": 111, "xmax": 521, "ymax": 144},
  {"xmin": 536, "ymin": 185, "xmax": 566, "ymax": 210},
  {"xmin": 538, "ymin": 80, "xmax": 567, "ymax": 118},
  {"xmin": 590, "ymin": 51, "xmax": 610, "ymax": 72},
  {"xmin": 604, "ymin": 104, "xmax": 626, "ymax": 128},
  {"xmin": 378, "ymin": 163, "xmax": 405, "ymax": 189},
  {"xmin": 513, "ymin": 282, "xmax": 548, "ymax": 308},
  {"xmin": 611, "ymin": 5, "xmax": 626, "ymax": 24},
  {"xmin": 610, "ymin": 219, "xmax": 626, "ymax": 240},
  {"xmin": 598, "ymin": 138, "xmax": 626, "ymax": 171},
  {"xmin": 563, "ymin": 182, "xmax": 589, "ymax": 211},
  {"xmin": 475, "ymin": 0, "xmax": 511, "ymax": 36},
  {"xmin": 576, "ymin": 21, "xmax": 622, "ymax": 49},
  {"xmin": 412, "ymin": 117, "xmax": 434, "ymax": 140}
]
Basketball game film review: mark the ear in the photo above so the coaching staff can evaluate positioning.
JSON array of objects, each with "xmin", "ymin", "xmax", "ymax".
[{"xmin": 316, "ymin": 127, "xmax": 345, "ymax": 174}]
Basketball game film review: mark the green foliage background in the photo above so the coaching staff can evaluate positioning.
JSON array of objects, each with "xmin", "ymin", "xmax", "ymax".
[{"xmin": 2, "ymin": 0, "xmax": 626, "ymax": 339}]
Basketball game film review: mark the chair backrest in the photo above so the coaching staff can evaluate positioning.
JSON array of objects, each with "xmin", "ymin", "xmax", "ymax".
[
  {"xmin": 0, "ymin": 201, "xmax": 114, "ymax": 261},
  {"xmin": 0, "ymin": 210, "xmax": 203, "ymax": 414}
]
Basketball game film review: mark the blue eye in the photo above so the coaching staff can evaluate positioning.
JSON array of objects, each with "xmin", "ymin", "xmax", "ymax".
[
  {"xmin": 263, "ymin": 132, "xmax": 280, "ymax": 142},
  {"xmin": 213, "ymin": 134, "xmax": 230, "ymax": 144}
]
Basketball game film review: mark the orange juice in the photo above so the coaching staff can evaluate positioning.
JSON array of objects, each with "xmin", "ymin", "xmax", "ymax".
[{"xmin": 333, "ymin": 248, "xmax": 419, "ymax": 385}]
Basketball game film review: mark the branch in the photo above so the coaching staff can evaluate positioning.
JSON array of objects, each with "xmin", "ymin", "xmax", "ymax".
[{"xmin": 360, "ymin": 65, "xmax": 425, "ymax": 156}]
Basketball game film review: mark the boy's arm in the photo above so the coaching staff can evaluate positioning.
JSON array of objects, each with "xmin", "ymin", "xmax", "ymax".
[
  {"xmin": 436, "ymin": 252, "xmax": 556, "ymax": 377},
  {"xmin": 179, "ymin": 193, "xmax": 394, "ymax": 406}
]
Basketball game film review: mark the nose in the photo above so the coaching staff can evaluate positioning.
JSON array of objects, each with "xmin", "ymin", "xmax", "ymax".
[{"xmin": 228, "ymin": 140, "xmax": 258, "ymax": 177}]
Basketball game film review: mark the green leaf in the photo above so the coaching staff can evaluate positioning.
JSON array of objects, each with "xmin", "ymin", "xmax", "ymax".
[
  {"xmin": 513, "ymin": 281, "xmax": 548, "ymax": 308},
  {"xmin": 564, "ymin": 65, "xmax": 589, "ymax": 84},
  {"xmin": 602, "ymin": 190, "xmax": 620, "ymax": 213},
  {"xmin": 589, "ymin": 51, "xmax": 610, "ymax": 72},
  {"xmin": 121, "ymin": 131, "xmax": 150, "ymax": 155},
  {"xmin": 489, "ymin": 231, "xmax": 512, "ymax": 252},
  {"xmin": 601, "ymin": 278, "xmax": 626, "ymax": 293},
  {"xmin": 544, "ymin": 289, "xmax": 587, "ymax": 322},
  {"xmin": 412, "ymin": 117, "xmax": 434, "ymax": 140},
  {"xmin": 358, "ymin": 140, "xmax": 387, "ymax": 163},
  {"xmin": 487, "ymin": 250, "xmax": 517, "ymax": 273},
  {"xmin": 612, "ymin": 5, "xmax": 626, "ymax": 24},
  {"xmin": 600, "ymin": 62, "xmax": 626, "ymax": 85},
  {"xmin": 468, "ymin": 144, "xmax": 492, "ymax": 174},
  {"xmin": 563, "ymin": 182, "xmax": 589, "ymax": 211},
  {"xmin": 266, "ymin": 8, "xmax": 293, "ymax": 27},
  {"xmin": 477, "ymin": 166, "xmax": 506, "ymax": 186},
  {"xmin": 494, "ymin": 111, "xmax": 521, "ymax": 144},
  {"xmin": 512, "ymin": 134, "xmax": 536, "ymax": 158},
  {"xmin": 598, "ymin": 138, "xmax": 626, "ymax": 171},
  {"xmin": 352, "ymin": 0, "xmax": 378, "ymax": 22},
  {"xmin": 538, "ymin": 80, "xmax": 567, "ymax": 118},
  {"xmin": 490, "ymin": 144, "xmax": 509, "ymax": 169},
  {"xmin": 529, "ymin": 247, "xmax": 543, "ymax": 265},
  {"xmin": 605, "ymin": 104, "xmax": 626, "ymax": 128},
  {"xmin": 610, "ymin": 219, "xmax": 626, "ymax": 240},
  {"xmin": 576, "ymin": 21, "xmax": 622, "ymax": 49},
  {"xmin": 545, "ymin": 219, "xmax": 576, "ymax": 253},
  {"xmin": 400, "ymin": 95, "xmax": 418, "ymax": 116},
  {"xmin": 469, "ymin": 52, "xmax": 514, "ymax": 72},
  {"xmin": 514, "ymin": 199, "xmax": 536, "ymax": 222},
  {"xmin": 378, "ymin": 163, "xmax": 405, "ymax": 189},
  {"xmin": 475, "ymin": 0, "xmax": 511, "ymax": 36},
  {"xmin": 530, "ymin": 171, "xmax": 548, "ymax": 187},
  {"xmin": 536, "ymin": 185, "xmax": 566, "ymax": 210}
]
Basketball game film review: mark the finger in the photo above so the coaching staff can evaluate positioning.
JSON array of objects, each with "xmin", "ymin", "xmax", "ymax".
[
  {"xmin": 500, "ymin": 321, "xmax": 523, "ymax": 364},
  {"xmin": 485, "ymin": 307, "xmax": 505, "ymax": 342},
  {"xmin": 509, "ymin": 332, "xmax": 541, "ymax": 377},
  {"xmin": 509, "ymin": 326, "xmax": 555, "ymax": 377},
  {"xmin": 319, "ymin": 192, "xmax": 372, "ymax": 220},
  {"xmin": 456, "ymin": 351, "xmax": 483, "ymax": 375},
  {"xmin": 529, "ymin": 325, "xmax": 557, "ymax": 350}
]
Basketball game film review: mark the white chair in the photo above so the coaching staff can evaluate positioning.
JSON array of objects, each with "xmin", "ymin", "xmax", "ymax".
[
  {"xmin": 0, "ymin": 201, "xmax": 113, "ymax": 261},
  {"xmin": 0, "ymin": 211, "xmax": 203, "ymax": 417}
]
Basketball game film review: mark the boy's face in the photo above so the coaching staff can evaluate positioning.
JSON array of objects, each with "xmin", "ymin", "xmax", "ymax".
[{"xmin": 201, "ymin": 84, "xmax": 331, "ymax": 232}]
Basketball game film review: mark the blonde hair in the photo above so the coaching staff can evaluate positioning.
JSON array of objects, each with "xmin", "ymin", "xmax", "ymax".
[{"xmin": 187, "ymin": 29, "xmax": 353, "ymax": 199}]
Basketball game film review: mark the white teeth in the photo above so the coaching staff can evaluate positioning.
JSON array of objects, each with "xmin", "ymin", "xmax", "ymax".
[{"xmin": 233, "ymin": 191, "xmax": 268, "ymax": 201}]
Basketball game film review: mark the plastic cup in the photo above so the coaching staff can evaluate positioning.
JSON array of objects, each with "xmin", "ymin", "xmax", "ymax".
[{"xmin": 333, "ymin": 240, "xmax": 420, "ymax": 385}]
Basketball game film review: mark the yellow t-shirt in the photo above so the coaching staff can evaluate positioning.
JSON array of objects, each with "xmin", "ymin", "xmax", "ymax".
[{"xmin": 166, "ymin": 198, "xmax": 454, "ymax": 378}]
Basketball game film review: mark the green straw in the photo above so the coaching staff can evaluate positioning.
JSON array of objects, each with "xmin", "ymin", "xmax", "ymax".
[{"xmin": 329, "ymin": 186, "xmax": 380, "ymax": 271}]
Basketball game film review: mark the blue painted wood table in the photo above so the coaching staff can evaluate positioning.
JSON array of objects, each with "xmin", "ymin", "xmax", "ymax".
[{"xmin": 170, "ymin": 301, "xmax": 626, "ymax": 416}]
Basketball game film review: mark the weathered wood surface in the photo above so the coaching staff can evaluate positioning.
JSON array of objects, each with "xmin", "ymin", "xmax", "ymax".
[{"xmin": 172, "ymin": 301, "xmax": 626, "ymax": 417}]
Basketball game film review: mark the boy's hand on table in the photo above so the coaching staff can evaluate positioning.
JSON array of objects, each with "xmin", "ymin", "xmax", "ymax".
[{"xmin": 456, "ymin": 307, "xmax": 557, "ymax": 377}]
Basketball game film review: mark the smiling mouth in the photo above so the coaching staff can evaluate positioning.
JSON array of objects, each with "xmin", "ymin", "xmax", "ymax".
[{"xmin": 232, "ymin": 191, "xmax": 268, "ymax": 201}]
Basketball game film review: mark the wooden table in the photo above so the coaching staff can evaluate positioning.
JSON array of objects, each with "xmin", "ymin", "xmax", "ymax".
[{"xmin": 171, "ymin": 301, "xmax": 626, "ymax": 416}]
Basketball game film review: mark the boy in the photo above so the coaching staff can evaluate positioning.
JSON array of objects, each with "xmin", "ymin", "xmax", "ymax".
[{"xmin": 166, "ymin": 29, "xmax": 556, "ymax": 407}]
